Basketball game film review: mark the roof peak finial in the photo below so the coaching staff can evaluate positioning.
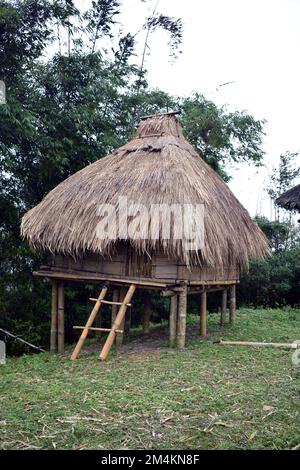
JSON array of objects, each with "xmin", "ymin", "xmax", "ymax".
[
  {"xmin": 136, "ymin": 111, "xmax": 183, "ymax": 139},
  {"xmin": 140, "ymin": 110, "xmax": 181, "ymax": 121}
]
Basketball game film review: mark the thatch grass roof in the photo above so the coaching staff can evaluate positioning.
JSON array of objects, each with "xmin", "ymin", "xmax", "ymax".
[
  {"xmin": 21, "ymin": 113, "xmax": 270, "ymax": 269},
  {"xmin": 276, "ymin": 184, "xmax": 300, "ymax": 212}
]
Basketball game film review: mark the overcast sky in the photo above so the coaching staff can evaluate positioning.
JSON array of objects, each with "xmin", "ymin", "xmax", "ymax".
[{"xmin": 119, "ymin": 0, "xmax": 300, "ymax": 218}]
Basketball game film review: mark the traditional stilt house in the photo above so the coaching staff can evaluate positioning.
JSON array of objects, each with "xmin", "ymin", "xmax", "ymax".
[{"xmin": 21, "ymin": 112, "xmax": 270, "ymax": 360}]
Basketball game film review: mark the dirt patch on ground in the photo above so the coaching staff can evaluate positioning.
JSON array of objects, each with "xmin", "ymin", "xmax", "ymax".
[{"xmin": 77, "ymin": 322, "xmax": 209, "ymax": 359}]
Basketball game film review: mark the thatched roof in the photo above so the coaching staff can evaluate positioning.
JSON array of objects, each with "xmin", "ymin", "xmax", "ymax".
[
  {"xmin": 21, "ymin": 113, "xmax": 270, "ymax": 269},
  {"xmin": 276, "ymin": 184, "xmax": 300, "ymax": 212}
]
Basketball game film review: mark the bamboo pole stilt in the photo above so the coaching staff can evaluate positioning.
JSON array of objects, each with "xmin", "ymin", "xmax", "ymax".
[
  {"xmin": 50, "ymin": 280, "xmax": 58, "ymax": 354},
  {"xmin": 229, "ymin": 285, "xmax": 236, "ymax": 324},
  {"xmin": 200, "ymin": 291, "xmax": 207, "ymax": 337},
  {"xmin": 177, "ymin": 286, "xmax": 187, "ymax": 350},
  {"xmin": 169, "ymin": 294, "xmax": 178, "ymax": 348},
  {"xmin": 143, "ymin": 291, "xmax": 151, "ymax": 334},
  {"xmin": 71, "ymin": 285, "xmax": 108, "ymax": 360},
  {"xmin": 220, "ymin": 288, "xmax": 227, "ymax": 326},
  {"xmin": 57, "ymin": 281, "xmax": 65, "ymax": 355},
  {"xmin": 115, "ymin": 287, "xmax": 127, "ymax": 346},
  {"xmin": 100, "ymin": 284, "xmax": 136, "ymax": 361}
]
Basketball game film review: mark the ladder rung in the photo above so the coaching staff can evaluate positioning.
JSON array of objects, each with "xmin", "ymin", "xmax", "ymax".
[
  {"xmin": 88, "ymin": 297, "xmax": 103, "ymax": 303},
  {"xmin": 89, "ymin": 298, "xmax": 132, "ymax": 307},
  {"xmin": 73, "ymin": 326, "xmax": 123, "ymax": 333}
]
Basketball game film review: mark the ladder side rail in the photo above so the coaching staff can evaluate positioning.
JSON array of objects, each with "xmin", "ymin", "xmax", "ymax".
[{"xmin": 70, "ymin": 285, "xmax": 108, "ymax": 360}]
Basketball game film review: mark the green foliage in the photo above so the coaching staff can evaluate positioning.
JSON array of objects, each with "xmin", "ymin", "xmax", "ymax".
[
  {"xmin": 240, "ymin": 149, "xmax": 300, "ymax": 308},
  {"xmin": 180, "ymin": 93, "xmax": 265, "ymax": 180},
  {"xmin": 240, "ymin": 247, "xmax": 300, "ymax": 307},
  {"xmin": 144, "ymin": 13, "xmax": 183, "ymax": 59},
  {"xmin": 254, "ymin": 215, "xmax": 299, "ymax": 251},
  {"xmin": 267, "ymin": 151, "xmax": 300, "ymax": 221},
  {"xmin": 239, "ymin": 216, "xmax": 300, "ymax": 307},
  {"xmin": 0, "ymin": 0, "xmax": 54, "ymax": 79},
  {"xmin": 268, "ymin": 151, "xmax": 300, "ymax": 203}
]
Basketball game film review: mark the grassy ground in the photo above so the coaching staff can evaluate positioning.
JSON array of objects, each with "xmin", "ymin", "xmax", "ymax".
[{"xmin": 1, "ymin": 307, "xmax": 300, "ymax": 450}]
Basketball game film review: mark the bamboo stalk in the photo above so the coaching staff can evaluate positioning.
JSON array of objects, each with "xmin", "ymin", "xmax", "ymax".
[
  {"xmin": 89, "ymin": 298, "xmax": 132, "ymax": 306},
  {"xmin": 73, "ymin": 326, "xmax": 123, "ymax": 333},
  {"xmin": 177, "ymin": 286, "xmax": 187, "ymax": 350},
  {"xmin": 218, "ymin": 340, "xmax": 299, "ymax": 350},
  {"xmin": 70, "ymin": 285, "xmax": 108, "ymax": 360},
  {"xmin": 115, "ymin": 287, "xmax": 127, "ymax": 346},
  {"xmin": 0, "ymin": 328, "xmax": 45, "ymax": 352},
  {"xmin": 33, "ymin": 270, "xmax": 168, "ymax": 288},
  {"xmin": 169, "ymin": 295, "xmax": 178, "ymax": 348},
  {"xmin": 57, "ymin": 281, "xmax": 65, "ymax": 354},
  {"xmin": 200, "ymin": 291, "xmax": 207, "ymax": 337},
  {"xmin": 103, "ymin": 300, "xmax": 132, "ymax": 306},
  {"xmin": 220, "ymin": 288, "xmax": 227, "ymax": 326},
  {"xmin": 188, "ymin": 287, "xmax": 224, "ymax": 295},
  {"xmin": 50, "ymin": 280, "xmax": 58, "ymax": 354},
  {"xmin": 143, "ymin": 291, "xmax": 151, "ymax": 334},
  {"xmin": 229, "ymin": 285, "xmax": 236, "ymax": 324},
  {"xmin": 100, "ymin": 284, "xmax": 136, "ymax": 360}
]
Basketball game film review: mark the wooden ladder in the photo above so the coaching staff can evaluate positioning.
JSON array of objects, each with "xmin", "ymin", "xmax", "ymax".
[{"xmin": 70, "ymin": 283, "xmax": 136, "ymax": 361}]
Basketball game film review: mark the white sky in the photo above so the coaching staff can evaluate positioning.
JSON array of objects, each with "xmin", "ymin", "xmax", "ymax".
[
  {"xmin": 120, "ymin": 0, "xmax": 300, "ymax": 218},
  {"xmin": 76, "ymin": 0, "xmax": 300, "ymax": 218}
]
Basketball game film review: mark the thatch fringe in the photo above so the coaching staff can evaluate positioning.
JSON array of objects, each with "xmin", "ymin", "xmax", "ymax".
[
  {"xmin": 21, "ymin": 114, "xmax": 270, "ymax": 269},
  {"xmin": 276, "ymin": 184, "xmax": 300, "ymax": 212}
]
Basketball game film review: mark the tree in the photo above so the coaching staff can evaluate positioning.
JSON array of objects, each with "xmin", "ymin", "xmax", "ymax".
[
  {"xmin": 239, "ymin": 216, "xmax": 300, "ymax": 307},
  {"xmin": 179, "ymin": 93, "xmax": 265, "ymax": 180},
  {"xmin": 254, "ymin": 215, "xmax": 300, "ymax": 252},
  {"xmin": 267, "ymin": 151, "xmax": 300, "ymax": 221},
  {"xmin": 239, "ymin": 246, "xmax": 300, "ymax": 308}
]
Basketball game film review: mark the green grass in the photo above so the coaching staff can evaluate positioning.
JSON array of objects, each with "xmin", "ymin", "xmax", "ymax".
[{"xmin": 1, "ymin": 307, "xmax": 300, "ymax": 450}]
